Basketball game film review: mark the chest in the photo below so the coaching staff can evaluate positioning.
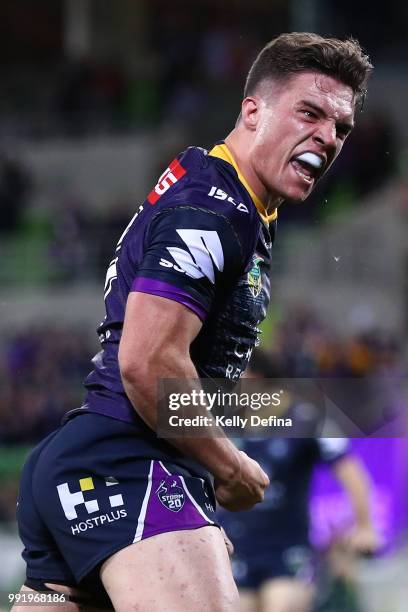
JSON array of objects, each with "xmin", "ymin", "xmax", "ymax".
[{"xmin": 192, "ymin": 225, "xmax": 273, "ymax": 381}]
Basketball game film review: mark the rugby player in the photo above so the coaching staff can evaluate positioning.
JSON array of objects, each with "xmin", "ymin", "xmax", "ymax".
[
  {"xmin": 221, "ymin": 437, "xmax": 380, "ymax": 612},
  {"xmin": 13, "ymin": 33, "xmax": 372, "ymax": 611}
]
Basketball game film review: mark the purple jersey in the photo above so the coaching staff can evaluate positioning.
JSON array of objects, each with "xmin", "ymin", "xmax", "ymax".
[{"xmin": 67, "ymin": 143, "xmax": 276, "ymax": 427}]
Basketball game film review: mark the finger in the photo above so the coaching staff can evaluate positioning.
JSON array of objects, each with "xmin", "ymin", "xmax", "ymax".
[
  {"xmin": 251, "ymin": 487, "xmax": 265, "ymax": 505},
  {"xmin": 262, "ymin": 471, "xmax": 270, "ymax": 486}
]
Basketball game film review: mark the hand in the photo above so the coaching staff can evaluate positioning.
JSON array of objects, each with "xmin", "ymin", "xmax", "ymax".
[
  {"xmin": 345, "ymin": 524, "xmax": 383, "ymax": 556},
  {"xmin": 214, "ymin": 451, "xmax": 269, "ymax": 511}
]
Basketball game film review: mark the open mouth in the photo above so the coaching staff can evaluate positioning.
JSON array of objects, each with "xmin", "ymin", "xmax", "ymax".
[{"xmin": 290, "ymin": 152, "xmax": 325, "ymax": 185}]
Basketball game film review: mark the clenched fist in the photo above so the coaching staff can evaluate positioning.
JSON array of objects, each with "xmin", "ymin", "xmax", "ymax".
[{"xmin": 215, "ymin": 451, "xmax": 269, "ymax": 511}]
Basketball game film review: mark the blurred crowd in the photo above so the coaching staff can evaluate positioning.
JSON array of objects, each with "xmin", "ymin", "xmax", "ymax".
[
  {"xmin": 264, "ymin": 305, "xmax": 404, "ymax": 379},
  {"xmin": 0, "ymin": 325, "xmax": 96, "ymax": 521},
  {"xmin": 1, "ymin": 0, "xmax": 407, "ymax": 139},
  {"xmin": 0, "ymin": 326, "xmax": 96, "ymax": 445},
  {"xmin": 0, "ymin": 168, "xmax": 135, "ymax": 284},
  {"xmin": 0, "ymin": 2, "xmax": 284, "ymax": 139}
]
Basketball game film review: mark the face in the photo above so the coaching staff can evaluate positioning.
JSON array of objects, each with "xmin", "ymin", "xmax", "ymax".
[{"xmin": 245, "ymin": 72, "xmax": 356, "ymax": 202}]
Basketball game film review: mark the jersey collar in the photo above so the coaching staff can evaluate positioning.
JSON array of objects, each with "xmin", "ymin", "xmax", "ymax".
[{"xmin": 209, "ymin": 143, "xmax": 278, "ymax": 224}]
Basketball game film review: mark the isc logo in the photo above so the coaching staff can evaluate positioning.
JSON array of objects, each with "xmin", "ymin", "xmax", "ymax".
[
  {"xmin": 208, "ymin": 186, "xmax": 249, "ymax": 213},
  {"xmin": 147, "ymin": 159, "xmax": 187, "ymax": 204}
]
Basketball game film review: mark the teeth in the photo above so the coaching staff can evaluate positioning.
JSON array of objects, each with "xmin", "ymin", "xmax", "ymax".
[
  {"xmin": 295, "ymin": 170, "xmax": 312, "ymax": 183},
  {"xmin": 295, "ymin": 152, "xmax": 323, "ymax": 169}
]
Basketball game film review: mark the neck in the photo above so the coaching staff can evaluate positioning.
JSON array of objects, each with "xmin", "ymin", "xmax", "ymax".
[{"xmin": 224, "ymin": 130, "xmax": 284, "ymax": 212}]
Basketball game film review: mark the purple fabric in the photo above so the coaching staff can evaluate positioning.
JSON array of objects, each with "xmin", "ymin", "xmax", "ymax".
[
  {"xmin": 131, "ymin": 277, "xmax": 207, "ymax": 321},
  {"xmin": 310, "ymin": 438, "xmax": 408, "ymax": 553},
  {"xmin": 140, "ymin": 460, "xmax": 211, "ymax": 540}
]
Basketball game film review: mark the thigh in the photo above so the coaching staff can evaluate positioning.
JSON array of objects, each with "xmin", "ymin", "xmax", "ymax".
[
  {"xmin": 100, "ymin": 525, "xmax": 239, "ymax": 612},
  {"xmin": 259, "ymin": 577, "xmax": 315, "ymax": 612}
]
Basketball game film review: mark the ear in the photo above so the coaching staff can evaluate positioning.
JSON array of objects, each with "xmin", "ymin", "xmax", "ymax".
[{"xmin": 240, "ymin": 97, "xmax": 259, "ymax": 131}]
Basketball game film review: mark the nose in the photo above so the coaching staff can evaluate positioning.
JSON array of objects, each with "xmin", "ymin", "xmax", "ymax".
[{"xmin": 313, "ymin": 120, "xmax": 337, "ymax": 150}]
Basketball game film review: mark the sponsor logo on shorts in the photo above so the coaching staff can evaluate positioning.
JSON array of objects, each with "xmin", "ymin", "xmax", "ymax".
[
  {"xmin": 157, "ymin": 478, "xmax": 185, "ymax": 513},
  {"xmin": 69, "ymin": 509, "xmax": 128, "ymax": 535},
  {"xmin": 56, "ymin": 476, "xmax": 127, "ymax": 535}
]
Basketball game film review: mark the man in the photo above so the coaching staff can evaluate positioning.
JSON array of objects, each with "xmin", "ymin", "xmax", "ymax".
[
  {"xmin": 13, "ymin": 33, "xmax": 372, "ymax": 611},
  {"xmin": 221, "ymin": 437, "xmax": 380, "ymax": 612},
  {"xmin": 220, "ymin": 354, "xmax": 380, "ymax": 612}
]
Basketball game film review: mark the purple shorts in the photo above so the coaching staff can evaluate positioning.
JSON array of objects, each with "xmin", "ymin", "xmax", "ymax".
[{"xmin": 17, "ymin": 413, "xmax": 219, "ymax": 592}]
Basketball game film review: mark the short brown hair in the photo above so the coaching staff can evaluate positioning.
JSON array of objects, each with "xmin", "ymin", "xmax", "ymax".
[{"xmin": 244, "ymin": 32, "xmax": 373, "ymax": 109}]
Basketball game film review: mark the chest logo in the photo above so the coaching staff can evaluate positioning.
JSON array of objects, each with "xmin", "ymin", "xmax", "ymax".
[
  {"xmin": 166, "ymin": 229, "xmax": 224, "ymax": 284},
  {"xmin": 247, "ymin": 256, "xmax": 263, "ymax": 298}
]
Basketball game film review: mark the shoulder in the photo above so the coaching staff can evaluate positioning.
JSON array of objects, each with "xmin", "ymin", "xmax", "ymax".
[{"xmin": 149, "ymin": 146, "xmax": 262, "ymax": 253}]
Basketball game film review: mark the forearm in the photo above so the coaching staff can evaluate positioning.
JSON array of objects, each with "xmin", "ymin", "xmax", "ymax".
[
  {"xmin": 121, "ymin": 353, "xmax": 241, "ymax": 482},
  {"xmin": 333, "ymin": 456, "xmax": 373, "ymax": 526}
]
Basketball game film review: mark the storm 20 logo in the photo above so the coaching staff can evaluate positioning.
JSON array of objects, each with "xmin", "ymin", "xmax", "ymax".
[
  {"xmin": 57, "ymin": 476, "xmax": 124, "ymax": 520},
  {"xmin": 156, "ymin": 478, "xmax": 185, "ymax": 513}
]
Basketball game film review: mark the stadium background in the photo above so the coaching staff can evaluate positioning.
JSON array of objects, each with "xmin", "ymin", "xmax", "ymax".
[{"xmin": 0, "ymin": 1, "xmax": 407, "ymax": 610}]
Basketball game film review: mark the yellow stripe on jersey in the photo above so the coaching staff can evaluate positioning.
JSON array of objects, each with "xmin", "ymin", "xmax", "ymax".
[{"xmin": 209, "ymin": 143, "xmax": 278, "ymax": 224}]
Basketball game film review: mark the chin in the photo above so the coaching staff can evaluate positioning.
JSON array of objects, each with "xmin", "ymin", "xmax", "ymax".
[{"xmin": 281, "ymin": 186, "xmax": 313, "ymax": 203}]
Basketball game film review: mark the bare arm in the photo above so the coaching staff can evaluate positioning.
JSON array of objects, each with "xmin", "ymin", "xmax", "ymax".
[
  {"xmin": 118, "ymin": 292, "xmax": 269, "ymax": 509},
  {"xmin": 332, "ymin": 455, "xmax": 381, "ymax": 553}
]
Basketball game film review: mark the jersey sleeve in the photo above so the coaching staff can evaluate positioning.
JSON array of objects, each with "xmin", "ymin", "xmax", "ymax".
[
  {"xmin": 317, "ymin": 438, "xmax": 351, "ymax": 464},
  {"xmin": 131, "ymin": 206, "xmax": 244, "ymax": 321}
]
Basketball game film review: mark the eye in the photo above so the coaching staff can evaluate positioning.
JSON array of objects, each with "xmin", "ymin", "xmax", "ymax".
[{"xmin": 301, "ymin": 109, "xmax": 318, "ymax": 120}]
